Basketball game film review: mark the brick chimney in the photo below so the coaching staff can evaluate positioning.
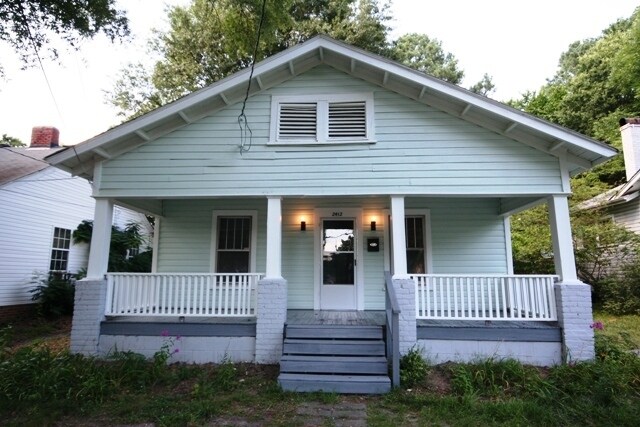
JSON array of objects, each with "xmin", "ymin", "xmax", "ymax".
[
  {"xmin": 30, "ymin": 126, "xmax": 60, "ymax": 148},
  {"xmin": 619, "ymin": 118, "xmax": 640, "ymax": 181}
]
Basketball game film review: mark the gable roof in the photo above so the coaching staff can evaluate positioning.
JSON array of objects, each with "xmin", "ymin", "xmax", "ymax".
[
  {"xmin": 47, "ymin": 35, "xmax": 617, "ymax": 179},
  {"xmin": 0, "ymin": 146, "xmax": 63, "ymax": 186}
]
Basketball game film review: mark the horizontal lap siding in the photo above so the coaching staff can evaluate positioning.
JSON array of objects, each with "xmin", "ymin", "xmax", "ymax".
[
  {"xmin": 282, "ymin": 198, "xmax": 387, "ymax": 310},
  {"xmin": 610, "ymin": 200, "xmax": 640, "ymax": 234},
  {"xmin": 157, "ymin": 199, "xmax": 267, "ymax": 273},
  {"xmin": 0, "ymin": 168, "xmax": 94, "ymax": 306},
  {"xmin": 407, "ymin": 198, "xmax": 509, "ymax": 274},
  {"xmin": 98, "ymin": 66, "xmax": 562, "ymax": 198}
]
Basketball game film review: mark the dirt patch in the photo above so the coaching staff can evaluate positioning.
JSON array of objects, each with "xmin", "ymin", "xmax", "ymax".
[{"xmin": 425, "ymin": 364, "xmax": 453, "ymax": 395}]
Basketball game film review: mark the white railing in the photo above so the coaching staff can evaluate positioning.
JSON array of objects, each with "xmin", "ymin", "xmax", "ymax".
[
  {"xmin": 411, "ymin": 274, "xmax": 558, "ymax": 321},
  {"xmin": 106, "ymin": 273, "xmax": 263, "ymax": 317}
]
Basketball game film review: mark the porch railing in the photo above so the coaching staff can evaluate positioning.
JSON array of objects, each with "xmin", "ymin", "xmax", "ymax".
[
  {"xmin": 384, "ymin": 271, "xmax": 400, "ymax": 388},
  {"xmin": 411, "ymin": 274, "xmax": 558, "ymax": 321},
  {"xmin": 105, "ymin": 273, "xmax": 264, "ymax": 317}
]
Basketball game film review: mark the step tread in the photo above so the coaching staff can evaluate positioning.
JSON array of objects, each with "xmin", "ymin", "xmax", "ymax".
[
  {"xmin": 279, "ymin": 373, "xmax": 391, "ymax": 383},
  {"xmin": 284, "ymin": 339, "xmax": 383, "ymax": 344},
  {"xmin": 280, "ymin": 355, "xmax": 388, "ymax": 362},
  {"xmin": 285, "ymin": 326, "xmax": 383, "ymax": 339}
]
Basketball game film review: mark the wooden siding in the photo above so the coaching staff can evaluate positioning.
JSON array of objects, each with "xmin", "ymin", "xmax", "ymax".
[
  {"xmin": 610, "ymin": 199, "xmax": 640, "ymax": 234},
  {"xmin": 0, "ymin": 167, "xmax": 94, "ymax": 306},
  {"xmin": 0, "ymin": 166, "xmax": 153, "ymax": 307},
  {"xmin": 156, "ymin": 197, "xmax": 510, "ymax": 310},
  {"xmin": 98, "ymin": 66, "xmax": 563, "ymax": 198},
  {"xmin": 156, "ymin": 199, "xmax": 267, "ymax": 273}
]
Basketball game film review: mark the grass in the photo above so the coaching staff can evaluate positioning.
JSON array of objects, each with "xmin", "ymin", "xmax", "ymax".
[{"xmin": 1, "ymin": 315, "xmax": 639, "ymax": 426}]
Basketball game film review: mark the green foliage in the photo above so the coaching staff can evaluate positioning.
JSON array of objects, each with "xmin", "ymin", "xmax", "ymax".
[
  {"xmin": 73, "ymin": 220, "xmax": 152, "ymax": 272},
  {"xmin": 0, "ymin": 0, "xmax": 129, "ymax": 68},
  {"xmin": 0, "ymin": 133, "xmax": 25, "ymax": 147},
  {"xmin": 109, "ymin": 0, "xmax": 393, "ymax": 118},
  {"xmin": 390, "ymin": 33, "xmax": 464, "ymax": 84},
  {"xmin": 599, "ymin": 261, "xmax": 640, "ymax": 315},
  {"xmin": 29, "ymin": 272, "xmax": 76, "ymax": 318},
  {"xmin": 450, "ymin": 359, "xmax": 550, "ymax": 399},
  {"xmin": 399, "ymin": 346, "xmax": 429, "ymax": 387},
  {"xmin": 469, "ymin": 73, "xmax": 495, "ymax": 96}
]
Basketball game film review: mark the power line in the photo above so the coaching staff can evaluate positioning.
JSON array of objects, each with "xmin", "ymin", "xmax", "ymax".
[{"xmin": 238, "ymin": 0, "xmax": 268, "ymax": 154}]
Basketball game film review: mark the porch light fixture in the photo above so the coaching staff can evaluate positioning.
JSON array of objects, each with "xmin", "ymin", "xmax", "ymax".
[
  {"xmin": 370, "ymin": 221, "xmax": 376, "ymax": 231},
  {"xmin": 300, "ymin": 221, "xmax": 306, "ymax": 231}
]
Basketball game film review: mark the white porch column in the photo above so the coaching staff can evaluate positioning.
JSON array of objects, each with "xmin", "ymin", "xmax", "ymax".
[
  {"xmin": 86, "ymin": 198, "xmax": 114, "ymax": 280},
  {"xmin": 547, "ymin": 195, "xmax": 578, "ymax": 282},
  {"xmin": 547, "ymin": 195, "xmax": 595, "ymax": 362},
  {"xmin": 390, "ymin": 196, "xmax": 408, "ymax": 278},
  {"xmin": 265, "ymin": 196, "xmax": 282, "ymax": 279}
]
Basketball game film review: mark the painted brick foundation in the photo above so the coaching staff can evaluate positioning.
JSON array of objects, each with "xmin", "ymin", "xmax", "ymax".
[
  {"xmin": 555, "ymin": 283, "xmax": 595, "ymax": 362},
  {"xmin": 70, "ymin": 279, "xmax": 106, "ymax": 356},
  {"xmin": 392, "ymin": 277, "xmax": 417, "ymax": 355},
  {"xmin": 255, "ymin": 277, "xmax": 287, "ymax": 363}
]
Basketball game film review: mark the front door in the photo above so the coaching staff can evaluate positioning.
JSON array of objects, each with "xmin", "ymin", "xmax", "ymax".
[{"xmin": 320, "ymin": 218, "xmax": 357, "ymax": 309}]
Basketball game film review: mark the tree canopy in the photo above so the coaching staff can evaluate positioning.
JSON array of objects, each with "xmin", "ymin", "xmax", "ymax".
[
  {"xmin": 108, "ymin": 0, "xmax": 491, "ymax": 119},
  {"xmin": 0, "ymin": 134, "xmax": 25, "ymax": 147},
  {"xmin": 0, "ymin": 0, "xmax": 129, "ymax": 71}
]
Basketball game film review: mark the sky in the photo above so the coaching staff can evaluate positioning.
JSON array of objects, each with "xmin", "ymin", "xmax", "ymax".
[{"xmin": 0, "ymin": 0, "xmax": 638, "ymax": 146}]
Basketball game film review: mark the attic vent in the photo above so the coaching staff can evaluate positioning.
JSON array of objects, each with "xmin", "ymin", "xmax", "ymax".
[
  {"xmin": 328, "ymin": 101, "xmax": 367, "ymax": 139},
  {"xmin": 278, "ymin": 103, "xmax": 317, "ymax": 140}
]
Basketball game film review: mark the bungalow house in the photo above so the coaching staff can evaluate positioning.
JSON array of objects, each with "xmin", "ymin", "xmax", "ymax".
[
  {"xmin": 47, "ymin": 36, "xmax": 616, "ymax": 393},
  {"xmin": 0, "ymin": 127, "xmax": 152, "ymax": 321}
]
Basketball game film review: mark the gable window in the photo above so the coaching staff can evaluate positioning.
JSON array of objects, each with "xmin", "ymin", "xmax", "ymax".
[
  {"xmin": 50, "ymin": 227, "xmax": 71, "ymax": 271},
  {"xmin": 211, "ymin": 211, "xmax": 258, "ymax": 273},
  {"xmin": 270, "ymin": 94, "xmax": 374, "ymax": 144}
]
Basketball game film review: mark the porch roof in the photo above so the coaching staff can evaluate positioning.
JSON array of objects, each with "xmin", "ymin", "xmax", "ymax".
[{"xmin": 47, "ymin": 35, "xmax": 616, "ymax": 180}]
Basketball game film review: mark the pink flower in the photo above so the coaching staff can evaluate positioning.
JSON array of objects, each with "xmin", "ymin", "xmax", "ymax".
[
  {"xmin": 175, "ymin": 335, "xmax": 182, "ymax": 341},
  {"xmin": 590, "ymin": 321, "xmax": 604, "ymax": 330},
  {"xmin": 161, "ymin": 330, "xmax": 169, "ymax": 337},
  {"xmin": 173, "ymin": 348, "xmax": 180, "ymax": 354}
]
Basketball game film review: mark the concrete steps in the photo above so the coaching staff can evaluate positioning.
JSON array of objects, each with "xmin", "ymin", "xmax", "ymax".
[{"xmin": 278, "ymin": 324, "xmax": 391, "ymax": 394}]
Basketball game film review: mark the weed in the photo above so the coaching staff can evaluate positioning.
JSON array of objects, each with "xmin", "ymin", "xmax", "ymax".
[
  {"xmin": 399, "ymin": 346, "xmax": 430, "ymax": 388},
  {"xmin": 29, "ymin": 272, "xmax": 76, "ymax": 318}
]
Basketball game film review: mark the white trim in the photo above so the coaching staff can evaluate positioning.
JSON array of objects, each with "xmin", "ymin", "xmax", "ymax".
[
  {"xmin": 86, "ymin": 198, "xmax": 114, "ymax": 280},
  {"xmin": 313, "ymin": 207, "xmax": 364, "ymax": 310},
  {"xmin": 382, "ymin": 208, "xmax": 390, "ymax": 272},
  {"xmin": 265, "ymin": 197, "xmax": 283, "ymax": 279},
  {"xmin": 547, "ymin": 195, "xmax": 578, "ymax": 282},
  {"xmin": 210, "ymin": 210, "xmax": 258, "ymax": 274},
  {"xmin": 406, "ymin": 209, "xmax": 433, "ymax": 274},
  {"xmin": 151, "ymin": 217, "xmax": 160, "ymax": 273},
  {"xmin": 390, "ymin": 196, "xmax": 408, "ymax": 278},
  {"xmin": 503, "ymin": 217, "xmax": 514, "ymax": 275},
  {"xmin": 558, "ymin": 151, "xmax": 572, "ymax": 194},
  {"xmin": 269, "ymin": 93, "xmax": 375, "ymax": 145}
]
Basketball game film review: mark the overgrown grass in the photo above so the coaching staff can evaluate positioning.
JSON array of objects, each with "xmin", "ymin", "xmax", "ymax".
[{"xmin": 1, "ymin": 317, "xmax": 639, "ymax": 426}]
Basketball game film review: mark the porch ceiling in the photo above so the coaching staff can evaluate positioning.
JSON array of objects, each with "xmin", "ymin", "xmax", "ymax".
[{"xmin": 46, "ymin": 36, "xmax": 616, "ymax": 181}]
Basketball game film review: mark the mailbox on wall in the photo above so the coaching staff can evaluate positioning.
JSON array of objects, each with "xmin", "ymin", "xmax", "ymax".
[{"xmin": 367, "ymin": 237, "xmax": 380, "ymax": 252}]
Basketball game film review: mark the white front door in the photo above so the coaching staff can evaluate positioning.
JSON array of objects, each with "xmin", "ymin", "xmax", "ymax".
[{"xmin": 319, "ymin": 217, "xmax": 358, "ymax": 309}]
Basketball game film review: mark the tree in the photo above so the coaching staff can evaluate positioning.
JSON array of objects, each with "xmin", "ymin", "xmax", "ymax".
[
  {"xmin": 73, "ymin": 220, "xmax": 152, "ymax": 272},
  {"xmin": 0, "ymin": 134, "xmax": 25, "ymax": 147},
  {"xmin": 0, "ymin": 0, "xmax": 129, "ymax": 71},
  {"xmin": 109, "ymin": 0, "xmax": 392, "ymax": 118},
  {"xmin": 469, "ymin": 73, "xmax": 495, "ymax": 96},
  {"xmin": 390, "ymin": 33, "xmax": 464, "ymax": 84}
]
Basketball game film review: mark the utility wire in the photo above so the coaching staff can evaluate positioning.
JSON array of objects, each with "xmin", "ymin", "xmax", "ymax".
[{"xmin": 238, "ymin": 0, "xmax": 268, "ymax": 154}]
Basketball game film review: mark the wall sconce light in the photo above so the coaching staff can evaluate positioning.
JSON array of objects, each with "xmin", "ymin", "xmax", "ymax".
[
  {"xmin": 300, "ymin": 221, "xmax": 306, "ymax": 231},
  {"xmin": 370, "ymin": 221, "xmax": 376, "ymax": 231}
]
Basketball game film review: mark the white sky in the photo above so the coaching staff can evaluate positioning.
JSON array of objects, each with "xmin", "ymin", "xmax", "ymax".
[{"xmin": 0, "ymin": 0, "xmax": 638, "ymax": 146}]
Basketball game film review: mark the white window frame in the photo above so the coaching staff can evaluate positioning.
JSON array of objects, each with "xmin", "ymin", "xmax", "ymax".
[
  {"xmin": 385, "ymin": 209, "xmax": 433, "ymax": 275},
  {"xmin": 50, "ymin": 227, "xmax": 72, "ymax": 272},
  {"xmin": 269, "ymin": 93, "xmax": 375, "ymax": 145},
  {"xmin": 210, "ymin": 210, "xmax": 258, "ymax": 273}
]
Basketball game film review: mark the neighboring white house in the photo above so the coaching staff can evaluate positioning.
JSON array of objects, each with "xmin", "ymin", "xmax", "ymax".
[
  {"xmin": 47, "ymin": 36, "xmax": 617, "ymax": 393},
  {"xmin": 0, "ymin": 127, "xmax": 152, "ymax": 321}
]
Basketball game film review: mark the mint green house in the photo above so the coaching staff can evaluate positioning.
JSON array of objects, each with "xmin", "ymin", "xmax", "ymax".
[{"xmin": 48, "ymin": 36, "xmax": 616, "ymax": 393}]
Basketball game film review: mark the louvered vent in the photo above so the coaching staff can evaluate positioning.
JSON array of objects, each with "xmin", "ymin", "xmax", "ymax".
[
  {"xmin": 278, "ymin": 103, "xmax": 317, "ymax": 140},
  {"xmin": 328, "ymin": 101, "xmax": 367, "ymax": 139}
]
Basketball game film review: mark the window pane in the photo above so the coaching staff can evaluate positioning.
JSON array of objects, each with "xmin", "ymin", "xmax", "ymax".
[
  {"xmin": 217, "ymin": 252, "xmax": 250, "ymax": 273},
  {"xmin": 407, "ymin": 249, "xmax": 425, "ymax": 274},
  {"xmin": 323, "ymin": 253, "xmax": 355, "ymax": 285}
]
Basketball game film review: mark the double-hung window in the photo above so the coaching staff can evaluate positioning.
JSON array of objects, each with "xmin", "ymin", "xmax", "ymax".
[
  {"xmin": 270, "ymin": 94, "xmax": 374, "ymax": 144},
  {"xmin": 405, "ymin": 216, "xmax": 426, "ymax": 274},
  {"xmin": 212, "ymin": 211, "xmax": 257, "ymax": 273},
  {"xmin": 50, "ymin": 227, "xmax": 71, "ymax": 271}
]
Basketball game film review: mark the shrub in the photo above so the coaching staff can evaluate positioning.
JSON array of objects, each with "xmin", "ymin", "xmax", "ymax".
[
  {"xmin": 29, "ymin": 272, "xmax": 76, "ymax": 318},
  {"xmin": 400, "ymin": 346, "xmax": 429, "ymax": 388},
  {"xmin": 599, "ymin": 262, "xmax": 640, "ymax": 315}
]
